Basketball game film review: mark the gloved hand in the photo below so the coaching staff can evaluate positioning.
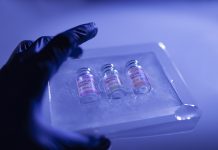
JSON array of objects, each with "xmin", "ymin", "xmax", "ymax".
[{"xmin": 0, "ymin": 23, "xmax": 111, "ymax": 150}]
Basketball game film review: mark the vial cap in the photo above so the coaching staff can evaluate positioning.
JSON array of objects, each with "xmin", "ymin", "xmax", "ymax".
[
  {"xmin": 77, "ymin": 67, "xmax": 92, "ymax": 76},
  {"xmin": 101, "ymin": 64, "xmax": 115, "ymax": 73},
  {"xmin": 126, "ymin": 60, "xmax": 139, "ymax": 69}
]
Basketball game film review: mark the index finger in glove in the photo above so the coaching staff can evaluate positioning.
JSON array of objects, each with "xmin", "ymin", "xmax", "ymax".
[{"xmin": 36, "ymin": 22, "xmax": 97, "ymax": 77}]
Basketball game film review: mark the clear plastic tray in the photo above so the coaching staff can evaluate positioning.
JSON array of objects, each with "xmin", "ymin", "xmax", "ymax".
[{"xmin": 46, "ymin": 43, "xmax": 201, "ymax": 138}]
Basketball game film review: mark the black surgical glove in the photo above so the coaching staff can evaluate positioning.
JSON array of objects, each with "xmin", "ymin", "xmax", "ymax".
[{"xmin": 0, "ymin": 23, "xmax": 110, "ymax": 150}]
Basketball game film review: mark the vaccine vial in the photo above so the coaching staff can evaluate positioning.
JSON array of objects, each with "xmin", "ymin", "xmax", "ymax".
[
  {"xmin": 101, "ymin": 64, "xmax": 125, "ymax": 99},
  {"xmin": 126, "ymin": 60, "xmax": 151, "ymax": 94},
  {"xmin": 76, "ymin": 67, "xmax": 98, "ymax": 103}
]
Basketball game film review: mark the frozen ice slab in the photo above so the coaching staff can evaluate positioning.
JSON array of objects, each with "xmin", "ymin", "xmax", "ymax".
[{"xmin": 46, "ymin": 43, "xmax": 201, "ymax": 138}]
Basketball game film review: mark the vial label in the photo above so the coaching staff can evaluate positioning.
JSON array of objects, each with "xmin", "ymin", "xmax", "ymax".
[
  {"xmin": 104, "ymin": 75, "xmax": 122, "ymax": 93},
  {"xmin": 77, "ymin": 74, "xmax": 97, "ymax": 97},
  {"xmin": 128, "ymin": 66, "xmax": 150, "ymax": 88}
]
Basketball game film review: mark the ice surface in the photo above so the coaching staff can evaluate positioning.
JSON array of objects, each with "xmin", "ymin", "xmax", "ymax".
[{"xmin": 49, "ymin": 52, "xmax": 182, "ymax": 132}]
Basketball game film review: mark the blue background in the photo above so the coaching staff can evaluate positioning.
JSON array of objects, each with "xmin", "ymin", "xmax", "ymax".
[{"xmin": 0, "ymin": 0, "xmax": 218, "ymax": 149}]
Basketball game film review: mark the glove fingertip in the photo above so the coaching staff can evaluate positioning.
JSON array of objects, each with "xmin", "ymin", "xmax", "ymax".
[
  {"xmin": 98, "ymin": 136, "xmax": 111, "ymax": 149},
  {"xmin": 89, "ymin": 135, "xmax": 111, "ymax": 150},
  {"xmin": 69, "ymin": 47, "xmax": 83, "ymax": 59},
  {"xmin": 16, "ymin": 40, "xmax": 33, "ymax": 53}
]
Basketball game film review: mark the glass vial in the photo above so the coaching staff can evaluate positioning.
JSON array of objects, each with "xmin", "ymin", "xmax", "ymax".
[
  {"xmin": 126, "ymin": 60, "xmax": 151, "ymax": 94},
  {"xmin": 101, "ymin": 64, "xmax": 125, "ymax": 99},
  {"xmin": 76, "ymin": 67, "xmax": 98, "ymax": 103}
]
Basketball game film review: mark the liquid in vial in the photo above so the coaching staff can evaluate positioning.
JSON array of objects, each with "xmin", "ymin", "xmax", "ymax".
[
  {"xmin": 101, "ymin": 64, "xmax": 125, "ymax": 99},
  {"xmin": 76, "ymin": 67, "xmax": 98, "ymax": 103},
  {"xmin": 126, "ymin": 60, "xmax": 151, "ymax": 94}
]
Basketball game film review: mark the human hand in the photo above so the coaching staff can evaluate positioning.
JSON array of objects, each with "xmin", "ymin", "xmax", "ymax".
[{"xmin": 0, "ymin": 23, "xmax": 110, "ymax": 150}]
